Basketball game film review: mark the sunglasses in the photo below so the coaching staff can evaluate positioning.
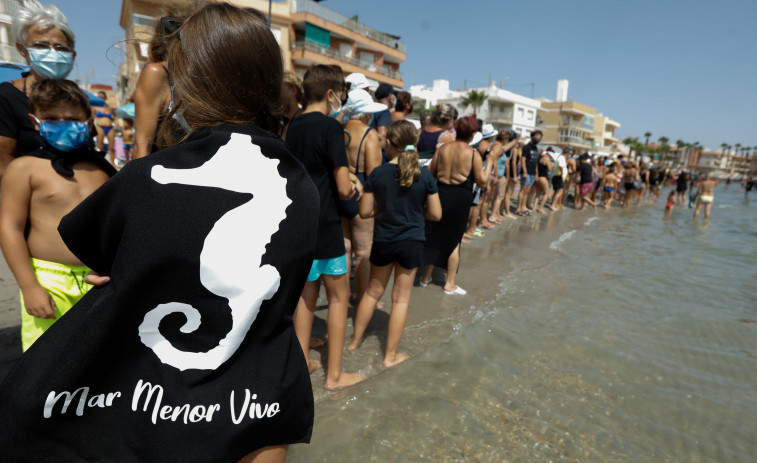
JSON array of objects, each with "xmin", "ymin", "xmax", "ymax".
[{"xmin": 160, "ymin": 16, "xmax": 183, "ymax": 38}]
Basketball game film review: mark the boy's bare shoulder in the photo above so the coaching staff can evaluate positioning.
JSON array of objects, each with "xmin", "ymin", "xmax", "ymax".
[{"xmin": 4, "ymin": 156, "xmax": 45, "ymax": 179}]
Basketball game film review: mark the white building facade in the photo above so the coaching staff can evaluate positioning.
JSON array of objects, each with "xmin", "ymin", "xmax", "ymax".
[{"xmin": 409, "ymin": 80, "xmax": 541, "ymax": 136}]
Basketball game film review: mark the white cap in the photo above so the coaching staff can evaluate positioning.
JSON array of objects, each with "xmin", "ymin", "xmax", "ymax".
[
  {"xmin": 345, "ymin": 89, "xmax": 386, "ymax": 114},
  {"xmin": 346, "ymin": 73, "xmax": 370, "ymax": 90}
]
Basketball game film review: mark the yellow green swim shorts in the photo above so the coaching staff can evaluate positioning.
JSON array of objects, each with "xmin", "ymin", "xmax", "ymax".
[{"xmin": 20, "ymin": 258, "xmax": 92, "ymax": 352}]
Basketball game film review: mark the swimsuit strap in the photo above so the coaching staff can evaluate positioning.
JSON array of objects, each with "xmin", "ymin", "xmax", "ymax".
[{"xmin": 355, "ymin": 127, "xmax": 373, "ymax": 175}]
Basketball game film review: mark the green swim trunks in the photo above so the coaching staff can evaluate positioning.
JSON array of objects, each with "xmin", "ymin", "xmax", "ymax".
[{"xmin": 20, "ymin": 258, "xmax": 92, "ymax": 352}]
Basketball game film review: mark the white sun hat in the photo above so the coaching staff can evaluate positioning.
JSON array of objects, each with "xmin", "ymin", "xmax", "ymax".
[
  {"xmin": 481, "ymin": 123, "xmax": 498, "ymax": 139},
  {"xmin": 346, "ymin": 73, "xmax": 370, "ymax": 91},
  {"xmin": 345, "ymin": 89, "xmax": 387, "ymax": 114},
  {"xmin": 469, "ymin": 131, "xmax": 483, "ymax": 146}
]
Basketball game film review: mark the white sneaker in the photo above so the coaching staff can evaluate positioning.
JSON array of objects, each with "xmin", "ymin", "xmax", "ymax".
[{"xmin": 443, "ymin": 286, "xmax": 467, "ymax": 295}]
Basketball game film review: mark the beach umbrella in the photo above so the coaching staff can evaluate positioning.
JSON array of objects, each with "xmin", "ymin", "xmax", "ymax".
[
  {"xmin": 83, "ymin": 89, "xmax": 106, "ymax": 107},
  {"xmin": 0, "ymin": 63, "xmax": 29, "ymax": 83},
  {"xmin": 115, "ymin": 102, "xmax": 135, "ymax": 119}
]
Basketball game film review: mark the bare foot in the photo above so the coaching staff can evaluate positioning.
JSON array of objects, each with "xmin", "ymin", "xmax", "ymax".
[
  {"xmin": 347, "ymin": 336, "xmax": 363, "ymax": 351},
  {"xmin": 307, "ymin": 359, "xmax": 322, "ymax": 374},
  {"xmin": 323, "ymin": 371, "xmax": 366, "ymax": 390},
  {"xmin": 462, "ymin": 237, "xmax": 472, "ymax": 244},
  {"xmin": 384, "ymin": 352, "xmax": 411, "ymax": 368}
]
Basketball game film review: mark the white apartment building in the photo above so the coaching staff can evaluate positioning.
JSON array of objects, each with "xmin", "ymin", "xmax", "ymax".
[
  {"xmin": 0, "ymin": 0, "xmax": 25, "ymax": 64},
  {"xmin": 409, "ymin": 80, "xmax": 541, "ymax": 136}
]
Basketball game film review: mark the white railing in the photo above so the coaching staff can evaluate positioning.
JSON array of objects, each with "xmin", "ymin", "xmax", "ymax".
[{"xmin": 291, "ymin": 0, "xmax": 405, "ymax": 53}]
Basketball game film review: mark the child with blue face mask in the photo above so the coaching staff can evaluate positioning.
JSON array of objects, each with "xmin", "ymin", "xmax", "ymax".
[{"xmin": 0, "ymin": 79, "xmax": 115, "ymax": 351}]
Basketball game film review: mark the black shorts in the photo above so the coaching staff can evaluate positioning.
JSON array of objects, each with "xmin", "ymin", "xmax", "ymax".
[
  {"xmin": 551, "ymin": 176, "xmax": 564, "ymax": 190},
  {"xmin": 370, "ymin": 240, "xmax": 423, "ymax": 269}
]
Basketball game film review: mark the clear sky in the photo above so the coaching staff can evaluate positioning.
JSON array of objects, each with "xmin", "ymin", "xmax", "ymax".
[{"xmin": 49, "ymin": 0, "xmax": 756, "ymax": 151}]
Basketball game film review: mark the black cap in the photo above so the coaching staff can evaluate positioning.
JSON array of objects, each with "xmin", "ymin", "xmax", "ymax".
[{"xmin": 375, "ymin": 83, "xmax": 395, "ymax": 100}]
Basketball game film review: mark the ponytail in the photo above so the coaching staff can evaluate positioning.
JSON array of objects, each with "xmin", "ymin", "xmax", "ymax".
[
  {"xmin": 398, "ymin": 145, "xmax": 421, "ymax": 188},
  {"xmin": 387, "ymin": 120, "xmax": 421, "ymax": 188}
]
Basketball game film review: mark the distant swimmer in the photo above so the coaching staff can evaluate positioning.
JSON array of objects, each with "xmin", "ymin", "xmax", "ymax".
[
  {"xmin": 745, "ymin": 177, "xmax": 756, "ymax": 199},
  {"xmin": 693, "ymin": 173, "xmax": 718, "ymax": 220}
]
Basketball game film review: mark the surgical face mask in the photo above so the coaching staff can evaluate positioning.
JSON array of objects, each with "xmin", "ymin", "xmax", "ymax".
[
  {"xmin": 26, "ymin": 48, "xmax": 74, "ymax": 79},
  {"xmin": 328, "ymin": 92, "xmax": 342, "ymax": 119},
  {"xmin": 33, "ymin": 116, "xmax": 89, "ymax": 152},
  {"xmin": 168, "ymin": 90, "xmax": 191, "ymax": 133},
  {"xmin": 367, "ymin": 113, "xmax": 375, "ymax": 126},
  {"xmin": 391, "ymin": 96, "xmax": 397, "ymax": 109}
]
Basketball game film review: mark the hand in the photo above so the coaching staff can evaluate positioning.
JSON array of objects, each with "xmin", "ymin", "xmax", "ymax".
[
  {"xmin": 84, "ymin": 271, "xmax": 110, "ymax": 287},
  {"xmin": 21, "ymin": 284, "xmax": 57, "ymax": 319}
]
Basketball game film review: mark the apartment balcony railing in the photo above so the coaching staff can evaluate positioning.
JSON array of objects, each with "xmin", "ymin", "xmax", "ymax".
[
  {"xmin": 291, "ymin": 0, "xmax": 406, "ymax": 53},
  {"xmin": 560, "ymin": 118, "xmax": 584, "ymax": 129},
  {"xmin": 559, "ymin": 135, "xmax": 594, "ymax": 147},
  {"xmin": 293, "ymin": 40, "xmax": 403, "ymax": 81}
]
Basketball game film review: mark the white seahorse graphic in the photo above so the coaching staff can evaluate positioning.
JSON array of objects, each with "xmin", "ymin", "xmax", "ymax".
[{"xmin": 137, "ymin": 133, "xmax": 291, "ymax": 371}]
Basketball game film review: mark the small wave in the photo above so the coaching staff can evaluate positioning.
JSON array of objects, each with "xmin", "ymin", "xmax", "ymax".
[
  {"xmin": 549, "ymin": 230, "xmax": 577, "ymax": 251},
  {"xmin": 584, "ymin": 217, "xmax": 599, "ymax": 226},
  {"xmin": 716, "ymin": 204, "xmax": 737, "ymax": 209}
]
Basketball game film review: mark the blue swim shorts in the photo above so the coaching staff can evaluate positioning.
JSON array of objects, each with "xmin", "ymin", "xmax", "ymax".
[
  {"xmin": 306, "ymin": 254, "xmax": 348, "ymax": 281},
  {"xmin": 522, "ymin": 175, "xmax": 535, "ymax": 186}
]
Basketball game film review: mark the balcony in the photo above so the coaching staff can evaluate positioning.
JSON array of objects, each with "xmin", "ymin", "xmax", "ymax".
[
  {"xmin": 292, "ymin": 40, "xmax": 403, "ymax": 81},
  {"xmin": 489, "ymin": 108, "xmax": 513, "ymax": 124},
  {"xmin": 0, "ymin": 43, "xmax": 26, "ymax": 65},
  {"xmin": 558, "ymin": 135, "xmax": 594, "ymax": 148},
  {"xmin": 560, "ymin": 118, "xmax": 585, "ymax": 129},
  {"xmin": 291, "ymin": 0, "xmax": 405, "ymax": 53}
]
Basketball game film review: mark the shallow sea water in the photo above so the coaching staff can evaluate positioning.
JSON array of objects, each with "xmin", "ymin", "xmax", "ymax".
[{"xmin": 290, "ymin": 186, "xmax": 757, "ymax": 462}]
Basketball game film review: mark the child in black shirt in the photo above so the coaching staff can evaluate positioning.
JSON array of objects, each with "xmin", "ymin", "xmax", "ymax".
[{"xmin": 348, "ymin": 120, "xmax": 441, "ymax": 367}]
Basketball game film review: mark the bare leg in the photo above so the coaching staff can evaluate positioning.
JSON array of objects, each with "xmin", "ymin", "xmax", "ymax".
[
  {"xmin": 95, "ymin": 127, "xmax": 105, "ymax": 151},
  {"xmin": 536, "ymin": 179, "xmax": 549, "ymax": 213},
  {"xmin": 322, "ymin": 273, "xmax": 365, "ymax": 390},
  {"xmin": 420, "ymin": 264, "xmax": 433, "ymax": 286},
  {"xmin": 443, "ymin": 244, "xmax": 461, "ymax": 292},
  {"xmin": 490, "ymin": 177, "xmax": 507, "ymax": 221},
  {"xmin": 237, "ymin": 445, "xmax": 288, "ymax": 463},
  {"xmin": 341, "ymin": 217, "xmax": 353, "ymax": 286},
  {"xmin": 350, "ymin": 215, "xmax": 374, "ymax": 306},
  {"xmin": 349, "ymin": 263, "xmax": 393, "ymax": 351},
  {"xmin": 704, "ymin": 202, "xmax": 712, "ymax": 219},
  {"xmin": 294, "ymin": 280, "xmax": 322, "ymax": 373},
  {"xmin": 693, "ymin": 198, "xmax": 702, "ymax": 218},
  {"xmin": 502, "ymin": 180, "xmax": 516, "ymax": 218},
  {"xmin": 384, "ymin": 264, "xmax": 418, "ymax": 367},
  {"xmin": 550, "ymin": 188, "xmax": 563, "ymax": 211}
]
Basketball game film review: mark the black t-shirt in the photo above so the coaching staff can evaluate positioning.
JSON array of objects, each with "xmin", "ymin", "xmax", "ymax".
[
  {"xmin": 522, "ymin": 142, "xmax": 540, "ymax": 175},
  {"xmin": 0, "ymin": 82, "xmax": 44, "ymax": 157},
  {"xmin": 285, "ymin": 112, "xmax": 348, "ymax": 259},
  {"xmin": 0, "ymin": 123, "xmax": 318, "ymax": 461},
  {"xmin": 364, "ymin": 164, "xmax": 437, "ymax": 242},
  {"xmin": 579, "ymin": 162, "xmax": 593, "ymax": 184}
]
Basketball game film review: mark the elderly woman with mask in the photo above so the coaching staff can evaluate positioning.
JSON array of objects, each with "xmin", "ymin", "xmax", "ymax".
[
  {"xmin": 340, "ymin": 88, "xmax": 384, "ymax": 307},
  {"xmin": 0, "ymin": 0, "xmax": 75, "ymax": 179}
]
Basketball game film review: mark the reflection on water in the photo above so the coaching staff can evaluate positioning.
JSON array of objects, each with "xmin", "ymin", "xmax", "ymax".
[{"xmin": 289, "ymin": 186, "xmax": 757, "ymax": 462}]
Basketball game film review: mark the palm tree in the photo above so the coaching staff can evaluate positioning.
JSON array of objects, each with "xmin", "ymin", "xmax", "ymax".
[
  {"xmin": 658, "ymin": 136, "xmax": 669, "ymax": 145},
  {"xmin": 721, "ymin": 143, "xmax": 728, "ymax": 155},
  {"xmin": 644, "ymin": 132, "xmax": 652, "ymax": 146},
  {"xmin": 460, "ymin": 90, "xmax": 487, "ymax": 116},
  {"xmin": 622, "ymin": 136, "xmax": 639, "ymax": 160}
]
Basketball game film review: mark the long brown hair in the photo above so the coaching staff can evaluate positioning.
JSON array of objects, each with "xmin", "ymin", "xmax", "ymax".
[
  {"xmin": 159, "ymin": 3, "xmax": 283, "ymax": 146},
  {"xmin": 387, "ymin": 120, "xmax": 420, "ymax": 188}
]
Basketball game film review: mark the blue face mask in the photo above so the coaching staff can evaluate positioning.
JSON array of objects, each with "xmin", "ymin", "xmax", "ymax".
[
  {"xmin": 328, "ymin": 91, "xmax": 342, "ymax": 119},
  {"xmin": 33, "ymin": 117, "xmax": 89, "ymax": 151},
  {"xmin": 27, "ymin": 48, "xmax": 74, "ymax": 79},
  {"xmin": 368, "ymin": 113, "xmax": 375, "ymax": 126}
]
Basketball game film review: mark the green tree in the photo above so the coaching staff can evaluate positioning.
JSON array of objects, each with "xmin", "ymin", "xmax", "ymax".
[
  {"xmin": 412, "ymin": 103, "xmax": 432, "ymax": 122},
  {"xmin": 644, "ymin": 132, "xmax": 652, "ymax": 146},
  {"xmin": 460, "ymin": 90, "xmax": 487, "ymax": 116},
  {"xmin": 622, "ymin": 136, "xmax": 640, "ymax": 160}
]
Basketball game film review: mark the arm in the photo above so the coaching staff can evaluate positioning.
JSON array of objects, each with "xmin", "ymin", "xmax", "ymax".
[
  {"xmin": 376, "ymin": 126, "xmax": 388, "ymax": 150},
  {"xmin": 333, "ymin": 166, "xmax": 356, "ymax": 200},
  {"xmin": 358, "ymin": 191, "xmax": 375, "ymax": 219},
  {"xmin": 363, "ymin": 129, "xmax": 382, "ymax": 177},
  {"xmin": 473, "ymin": 151, "xmax": 491, "ymax": 188},
  {"xmin": 133, "ymin": 63, "xmax": 170, "ymax": 159},
  {"xmin": 0, "ymin": 162, "xmax": 56, "ymax": 319},
  {"xmin": 520, "ymin": 149, "xmax": 527, "ymax": 179},
  {"xmin": 424, "ymin": 192, "xmax": 442, "ymax": 221},
  {"xmin": 0, "ymin": 136, "xmax": 17, "ymax": 181}
]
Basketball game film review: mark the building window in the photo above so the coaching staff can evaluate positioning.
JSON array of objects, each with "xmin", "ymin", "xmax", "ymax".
[
  {"xmin": 132, "ymin": 14, "xmax": 156, "ymax": 27},
  {"xmin": 527, "ymin": 109, "xmax": 534, "ymax": 120},
  {"xmin": 517, "ymin": 107, "xmax": 524, "ymax": 119}
]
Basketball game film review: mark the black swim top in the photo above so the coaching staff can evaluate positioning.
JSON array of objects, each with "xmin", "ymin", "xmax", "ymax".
[{"xmin": 417, "ymin": 129, "xmax": 443, "ymax": 157}]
